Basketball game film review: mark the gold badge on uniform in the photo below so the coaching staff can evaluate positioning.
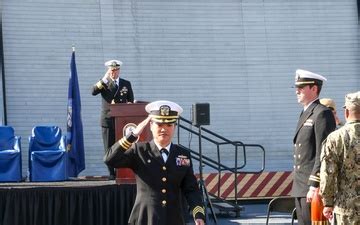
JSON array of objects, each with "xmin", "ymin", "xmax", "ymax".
[{"xmin": 160, "ymin": 105, "xmax": 170, "ymax": 116}]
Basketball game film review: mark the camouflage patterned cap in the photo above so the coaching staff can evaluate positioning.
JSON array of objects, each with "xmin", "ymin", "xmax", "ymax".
[{"xmin": 343, "ymin": 91, "xmax": 360, "ymax": 110}]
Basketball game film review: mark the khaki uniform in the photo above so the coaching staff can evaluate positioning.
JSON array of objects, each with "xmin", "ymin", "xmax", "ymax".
[{"xmin": 320, "ymin": 121, "xmax": 360, "ymax": 224}]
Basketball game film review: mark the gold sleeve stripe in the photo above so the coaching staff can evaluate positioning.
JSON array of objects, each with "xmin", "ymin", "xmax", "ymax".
[
  {"xmin": 192, "ymin": 206, "xmax": 205, "ymax": 218},
  {"xmin": 309, "ymin": 175, "xmax": 320, "ymax": 182},
  {"xmin": 96, "ymin": 81, "xmax": 103, "ymax": 89},
  {"xmin": 118, "ymin": 137, "xmax": 131, "ymax": 149},
  {"xmin": 118, "ymin": 139, "xmax": 127, "ymax": 149},
  {"xmin": 123, "ymin": 138, "xmax": 132, "ymax": 149},
  {"xmin": 120, "ymin": 140, "xmax": 130, "ymax": 149}
]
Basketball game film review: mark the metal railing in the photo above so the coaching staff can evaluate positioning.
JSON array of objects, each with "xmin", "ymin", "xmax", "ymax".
[{"xmin": 177, "ymin": 117, "xmax": 265, "ymax": 206}]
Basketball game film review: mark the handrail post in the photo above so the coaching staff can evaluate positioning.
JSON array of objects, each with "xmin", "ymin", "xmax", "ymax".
[
  {"xmin": 177, "ymin": 118, "xmax": 180, "ymax": 144},
  {"xmin": 234, "ymin": 144, "xmax": 238, "ymax": 205},
  {"xmin": 216, "ymin": 144, "xmax": 221, "ymax": 198},
  {"xmin": 198, "ymin": 125, "xmax": 218, "ymax": 224}
]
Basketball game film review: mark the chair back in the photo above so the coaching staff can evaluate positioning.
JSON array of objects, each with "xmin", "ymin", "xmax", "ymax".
[
  {"xmin": 266, "ymin": 197, "xmax": 296, "ymax": 225},
  {"xmin": 0, "ymin": 126, "xmax": 22, "ymax": 182},
  {"xmin": 0, "ymin": 126, "xmax": 16, "ymax": 150},
  {"xmin": 28, "ymin": 125, "xmax": 67, "ymax": 181},
  {"xmin": 29, "ymin": 126, "xmax": 64, "ymax": 151}
]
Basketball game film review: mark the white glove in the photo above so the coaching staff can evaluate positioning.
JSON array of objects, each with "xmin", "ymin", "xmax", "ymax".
[
  {"xmin": 101, "ymin": 68, "xmax": 112, "ymax": 83},
  {"xmin": 133, "ymin": 116, "xmax": 151, "ymax": 137}
]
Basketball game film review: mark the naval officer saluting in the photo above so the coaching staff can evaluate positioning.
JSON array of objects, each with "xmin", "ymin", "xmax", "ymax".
[
  {"xmin": 92, "ymin": 59, "xmax": 134, "ymax": 180},
  {"xmin": 104, "ymin": 100, "xmax": 205, "ymax": 225}
]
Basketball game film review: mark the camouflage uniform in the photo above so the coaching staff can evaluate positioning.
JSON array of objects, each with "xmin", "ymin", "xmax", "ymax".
[{"xmin": 320, "ymin": 121, "xmax": 360, "ymax": 224}]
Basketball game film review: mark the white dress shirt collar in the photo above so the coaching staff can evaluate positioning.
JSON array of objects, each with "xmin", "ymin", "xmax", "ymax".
[{"xmin": 304, "ymin": 98, "xmax": 319, "ymax": 111}]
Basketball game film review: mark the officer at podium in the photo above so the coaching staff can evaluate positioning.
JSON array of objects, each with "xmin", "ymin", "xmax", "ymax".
[
  {"xmin": 92, "ymin": 59, "xmax": 134, "ymax": 180},
  {"xmin": 104, "ymin": 100, "xmax": 205, "ymax": 225}
]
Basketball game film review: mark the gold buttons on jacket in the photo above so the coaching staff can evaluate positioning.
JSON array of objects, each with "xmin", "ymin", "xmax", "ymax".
[
  {"xmin": 162, "ymin": 189, "xmax": 166, "ymax": 193},
  {"xmin": 162, "ymin": 177, "xmax": 167, "ymax": 182},
  {"xmin": 162, "ymin": 200, "xmax": 167, "ymax": 206},
  {"xmin": 162, "ymin": 166, "xmax": 166, "ymax": 171}
]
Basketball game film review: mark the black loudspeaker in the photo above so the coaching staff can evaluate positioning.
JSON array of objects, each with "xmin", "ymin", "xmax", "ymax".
[{"xmin": 192, "ymin": 103, "xmax": 210, "ymax": 126}]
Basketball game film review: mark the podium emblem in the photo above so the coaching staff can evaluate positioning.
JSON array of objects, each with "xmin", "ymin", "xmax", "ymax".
[{"xmin": 123, "ymin": 123, "xmax": 139, "ymax": 142}]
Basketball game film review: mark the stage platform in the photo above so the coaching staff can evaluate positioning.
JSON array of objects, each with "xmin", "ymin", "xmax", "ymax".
[
  {"xmin": 0, "ymin": 180, "xmax": 296, "ymax": 225},
  {"xmin": 0, "ymin": 180, "xmax": 136, "ymax": 225}
]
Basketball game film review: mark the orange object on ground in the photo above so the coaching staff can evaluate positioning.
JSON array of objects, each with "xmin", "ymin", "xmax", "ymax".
[{"xmin": 311, "ymin": 192, "xmax": 329, "ymax": 225}]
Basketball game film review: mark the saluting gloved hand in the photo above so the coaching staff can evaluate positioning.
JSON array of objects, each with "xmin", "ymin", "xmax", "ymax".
[
  {"xmin": 133, "ymin": 116, "xmax": 151, "ymax": 137},
  {"xmin": 101, "ymin": 68, "xmax": 112, "ymax": 83}
]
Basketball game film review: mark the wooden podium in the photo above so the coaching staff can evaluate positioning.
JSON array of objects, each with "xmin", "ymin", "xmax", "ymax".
[{"xmin": 109, "ymin": 102, "xmax": 151, "ymax": 184}]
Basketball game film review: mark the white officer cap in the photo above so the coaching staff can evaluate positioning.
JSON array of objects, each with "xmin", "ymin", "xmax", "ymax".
[
  {"xmin": 343, "ymin": 91, "xmax": 360, "ymax": 110},
  {"xmin": 145, "ymin": 100, "xmax": 183, "ymax": 124},
  {"xmin": 294, "ymin": 69, "xmax": 327, "ymax": 87},
  {"xmin": 104, "ymin": 59, "xmax": 123, "ymax": 70}
]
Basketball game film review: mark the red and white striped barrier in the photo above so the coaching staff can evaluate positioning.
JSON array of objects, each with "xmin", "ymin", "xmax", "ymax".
[{"xmin": 197, "ymin": 171, "xmax": 293, "ymax": 200}]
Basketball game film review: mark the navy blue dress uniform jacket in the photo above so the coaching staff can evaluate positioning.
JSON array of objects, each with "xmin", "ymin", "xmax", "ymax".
[
  {"xmin": 91, "ymin": 78, "xmax": 134, "ymax": 127},
  {"xmin": 291, "ymin": 100, "xmax": 336, "ymax": 197},
  {"xmin": 104, "ymin": 135, "xmax": 205, "ymax": 225}
]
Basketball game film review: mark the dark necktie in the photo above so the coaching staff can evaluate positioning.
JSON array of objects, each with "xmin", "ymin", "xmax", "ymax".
[
  {"xmin": 160, "ymin": 148, "xmax": 169, "ymax": 162},
  {"xmin": 299, "ymin": 110, "xmax": 304, "ymax": 118},
  {"xmin": 113, "ymin": 80, "xmax": 118, "ymax": 89}
]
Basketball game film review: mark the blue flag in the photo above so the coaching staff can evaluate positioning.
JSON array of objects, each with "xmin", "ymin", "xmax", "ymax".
[{"xmin": 66, "ymin": 48, "xmax": 85, "ymax": 177}]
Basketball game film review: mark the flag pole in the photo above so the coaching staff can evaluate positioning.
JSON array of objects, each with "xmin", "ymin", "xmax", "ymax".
[{"xmin": 66, "ymin": 45, "xmax": 85, "ymax": 177}]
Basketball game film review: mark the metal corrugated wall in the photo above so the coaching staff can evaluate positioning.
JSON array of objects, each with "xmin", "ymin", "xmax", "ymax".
[
  {"xmin": 0, "ymin": 5, "xmax": 6, "ymax": 125},
  {"xmin": 2, "ymin": 0, "xmax": 359, "ymax": 176}
]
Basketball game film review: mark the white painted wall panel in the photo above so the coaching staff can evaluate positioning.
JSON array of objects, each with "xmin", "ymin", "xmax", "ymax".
[{"xmin": 2, "ymin": 0, "xmax": 359, "ymax": 177}]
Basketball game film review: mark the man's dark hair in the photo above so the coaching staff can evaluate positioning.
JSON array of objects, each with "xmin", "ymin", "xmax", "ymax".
[{"xmin": 309, "ymin": 84, "xmax": 322, "ymax": 95}]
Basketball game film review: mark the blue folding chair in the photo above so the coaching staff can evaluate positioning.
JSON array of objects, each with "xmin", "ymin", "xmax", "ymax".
[
  {"xmin": 0, "ymin": 126, "xmax": 22, "ymax": 182},
  {"xmin": 28, "ymin": 126, "xmax": 68, "ymax": 181}
]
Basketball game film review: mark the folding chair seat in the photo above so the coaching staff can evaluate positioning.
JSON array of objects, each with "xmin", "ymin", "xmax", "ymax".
[
  {"xmin": 0, "ymin": 126, "xmax": 22, "ymax": 182},
  {"xmin": 28, "ymin": 126, "xmax": 68, "ymax": 181}
]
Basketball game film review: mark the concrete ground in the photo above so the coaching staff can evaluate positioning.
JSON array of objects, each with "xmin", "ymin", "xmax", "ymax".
[{"xmin": 188, "ymin": 202, "xmax": 297, "ymax": 225}]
